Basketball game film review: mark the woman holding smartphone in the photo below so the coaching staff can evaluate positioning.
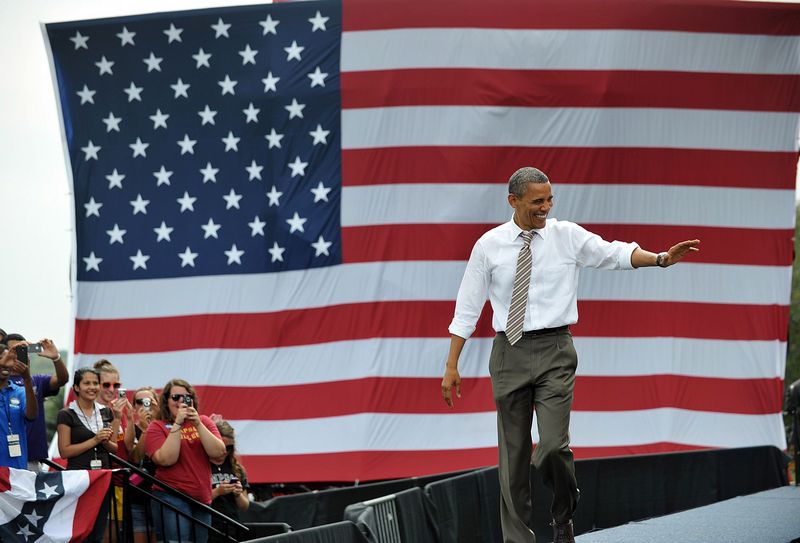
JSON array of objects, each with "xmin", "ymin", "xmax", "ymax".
[
  {"xmin": 57, "ymin": 367, "xmax": 118, "ymax": 542},
  {"xmin": 146, "ymin": 379, "xmax": 226, "ymax": 543},
  {"xmin": 209, "ymin": 420, "xmax": 250, "ymax": 542}
]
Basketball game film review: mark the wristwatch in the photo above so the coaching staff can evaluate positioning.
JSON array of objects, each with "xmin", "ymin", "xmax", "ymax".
[{"xmin": 655, "ymin": 252, "xmax": 668, "ymax": 268}]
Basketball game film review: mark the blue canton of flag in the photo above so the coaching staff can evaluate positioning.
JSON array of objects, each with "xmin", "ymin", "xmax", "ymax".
[{"xmin": 46, "ymin": 1, "xmax": 342, "ymax": 281}]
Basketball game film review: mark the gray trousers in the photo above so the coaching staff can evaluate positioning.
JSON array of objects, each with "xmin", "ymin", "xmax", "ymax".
[{"xmin": 489, "ymin": 329, "xmax": 580, "ymax": 543}]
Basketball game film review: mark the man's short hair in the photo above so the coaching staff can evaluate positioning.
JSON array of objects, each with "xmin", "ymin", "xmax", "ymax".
[
  {"xmin": 508, "ymin": 167, "xmax": 550, "ymax": 198},
  {"xmin": 4, "ymin": 333, "xmax": 25, "ymax": 344}
]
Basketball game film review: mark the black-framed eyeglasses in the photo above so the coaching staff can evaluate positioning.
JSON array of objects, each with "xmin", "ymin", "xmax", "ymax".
[{"xmin": 170, "ymin": 394, "xmax": 192, "ymax": 402}]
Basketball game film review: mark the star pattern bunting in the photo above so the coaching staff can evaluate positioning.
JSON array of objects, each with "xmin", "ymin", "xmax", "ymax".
[{"xmin": 47, "ymin": 1, "xmax": 342, "ymax": 281}]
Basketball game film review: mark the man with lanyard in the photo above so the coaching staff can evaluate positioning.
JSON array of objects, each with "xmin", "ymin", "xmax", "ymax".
[
  {"xmin": 0, "ymin": 344, "xmax": 38, "ymax": 469},
  {"xmin": 441, "ymin": 167, "xmax": 699, "ymax": 543},
  {"xmin": 4, "ymin": 334, "xmax": 68, "ymax": 471}
]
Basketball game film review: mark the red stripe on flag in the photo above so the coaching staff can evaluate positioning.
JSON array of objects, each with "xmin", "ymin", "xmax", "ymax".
[
  {"xmin": 342, "ymin": 147, "xmax": 797, "ymax": 189},
  {"xmin": 341, "ymin": 224, "xmax": 794, "ymax": 266},
  {"xmin": 241, "ymin": 442, "xmax": 713, "ymax": 482},
  {"xmin": 72, "ymin": 470, "xmax": 112, "ymax": 543},
  {"xmin": 344, "ymin": 0, "xmax": 800, "ymax": 34},
  {"xmin": 342, "ymin": 69, "xmax": 800, "ymax": 112},
  {"xmin": 0, "ymin": 467, "xmax": 9, "ymax": 492},
  {"xmin": 193, "ymin": 375, "xmax": 782, "ymax": 420},
  {"xmin": 74, "ymin": 300, "xmax": 788, "ymax": 354}
]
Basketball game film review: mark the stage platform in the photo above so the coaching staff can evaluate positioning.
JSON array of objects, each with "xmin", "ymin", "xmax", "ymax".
[{"xmin": 576, "ymin": 485, "xmax": 800, "ymax": 543}]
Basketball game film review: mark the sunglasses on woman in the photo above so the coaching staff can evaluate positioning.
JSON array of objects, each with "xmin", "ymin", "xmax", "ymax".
[
  {"xmin": 170, "ymin": 394, "xmax": 193, "ymax": 402},
  {"xmin": 102, "ymin": 382, "xmax": 122, "ymax": 389}
]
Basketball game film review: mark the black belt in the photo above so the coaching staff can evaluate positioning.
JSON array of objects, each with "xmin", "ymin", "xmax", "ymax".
[{"xmin": 500, "ymin": 325, "xmax": 569, "ymax": 338}]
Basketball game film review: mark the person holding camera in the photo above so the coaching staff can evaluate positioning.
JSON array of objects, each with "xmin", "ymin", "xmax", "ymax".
[
  {"xmin": 146, "ymin": 379, "xmax": 226, "ymax": 543},
  {"xmin": 57, "ymin": 367, "xmax": 118, "ymax": 542},
  {"xmin": 125, "ymin": 387, "xmax": 159, "ymax": 542},
  {"xmin": 4, "ymin": 334, "xmax": 69, "ymax": 471},
  {"xmin": 0, "ymin": 344, "xmax": 38, "ymax": 469},
  {"xmin": 209, "ymin": 420, "xmax": 250, "ymax": 542}
]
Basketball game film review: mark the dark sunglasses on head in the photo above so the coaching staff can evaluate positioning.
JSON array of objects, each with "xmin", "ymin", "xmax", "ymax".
[
  {"xmin": 170, "ymin": 393, "xmax": 192, "ymax": 402},
  {"xmin": 102, "ymin": 382, "xmax": 122, "ymax": 389}
]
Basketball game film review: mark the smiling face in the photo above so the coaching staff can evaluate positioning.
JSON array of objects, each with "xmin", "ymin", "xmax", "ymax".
[
  {"xmin": 99, "ymin": 371, "xmax": 121, "ymax": 404},
  {"xmin": 75, "ymin": 372, "xmax": 100, "ymax": 402},
  {"xmin": 508, "ymin": 182, "xmax": 554, "ymax": 231}
]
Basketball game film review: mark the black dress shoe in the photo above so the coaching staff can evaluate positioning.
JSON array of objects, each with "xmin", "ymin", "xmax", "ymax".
[{"xmin": 551, "ymin": 519, "xmax": 574, "ymax": 543}]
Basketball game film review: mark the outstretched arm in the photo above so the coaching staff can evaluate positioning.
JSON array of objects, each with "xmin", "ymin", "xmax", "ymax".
[{"xmin": 631, "ymin": 239, "xmax": 700, "ymax": 268}]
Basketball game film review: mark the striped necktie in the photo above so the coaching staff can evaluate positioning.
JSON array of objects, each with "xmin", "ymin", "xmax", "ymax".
[{"xmin": 506, "ymin": 230, "xmax": 534, "ymax": 346}]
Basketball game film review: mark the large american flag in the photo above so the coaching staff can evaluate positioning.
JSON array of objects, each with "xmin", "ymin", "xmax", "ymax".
[{"xmin": 46, "ymin": 0, "xmax": 800, "ymax": 483}]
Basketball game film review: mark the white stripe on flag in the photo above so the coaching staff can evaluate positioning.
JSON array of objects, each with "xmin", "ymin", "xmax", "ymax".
[
  {"xmin": 71, "ymin": 336, "xmax": 785, "ymax": 387},
  {"xmin": 341, "ymin": 184, "xmax": 796, "ymax": 229},
  {"xmin": 74, "ymin": 260, "xmax": 788, "ymax": 320},
  {"xmin": 341, "ymin": 106, "xmax": 798, "ymax": 152},
  {"xmin": 230, "ymin": 409, "xmax": 786, "ymax": 455},
  {"xmin": 341, "ymin": 28, "xmax": 800, "ymax": 74}
]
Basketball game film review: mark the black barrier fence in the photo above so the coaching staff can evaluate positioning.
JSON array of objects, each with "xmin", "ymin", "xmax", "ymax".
[
  {"xmin": 246, "ymin": 445, "xmax": 787, "ymax": 543},
  {"xmin": 243, "ymin": 469, "xmax": 470, "ymax": 531},
  {"xmin": 242, "ymin": 521, "xmax": 368, "ymax": 543}
]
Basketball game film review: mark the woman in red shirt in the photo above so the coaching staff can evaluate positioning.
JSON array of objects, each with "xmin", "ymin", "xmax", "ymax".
[{"xmin": 145, "ymin": 379, "xmax": 226, "ymax": 543}]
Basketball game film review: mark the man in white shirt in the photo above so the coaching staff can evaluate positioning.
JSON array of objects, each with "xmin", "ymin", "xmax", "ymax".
[{"xmin": 441, "ymin": 167, "xmax": 699, "ymax": 543}]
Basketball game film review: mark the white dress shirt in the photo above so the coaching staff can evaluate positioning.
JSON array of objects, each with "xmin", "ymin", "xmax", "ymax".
[{"xmin": 448, "ymin": 218, "xmax": 639, "ymax": 339}]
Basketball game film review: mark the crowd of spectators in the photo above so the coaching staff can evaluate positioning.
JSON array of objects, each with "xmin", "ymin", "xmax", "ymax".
[{"xmin": 0, "ymin": 328, "xmax": 250, "ymax": 543}]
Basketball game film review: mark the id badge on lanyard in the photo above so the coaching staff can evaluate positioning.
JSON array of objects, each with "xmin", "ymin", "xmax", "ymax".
[{"xmin": 7, "ymin": 433, "xmax": 21, "ymax": 458}]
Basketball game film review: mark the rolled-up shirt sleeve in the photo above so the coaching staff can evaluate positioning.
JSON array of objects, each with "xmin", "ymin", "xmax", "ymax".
[
  {"xmin": 448, "ymin": 239, "xmax": 490, "ymax": 339},
  {"xmin": 571, "ymin": 224, "xmax": 639, "ymax": 270}
]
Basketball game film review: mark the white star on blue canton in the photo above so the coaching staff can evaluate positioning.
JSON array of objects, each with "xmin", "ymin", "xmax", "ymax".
[
  {"xmin": 177, "ymin": 134, "xmax": 197, "ymax": 155},
  {"xmin": 288, "ymin": 156, "xmax": 308, "ymax": 177},
  {"xmin": 286, "ymin": 212, "xmax": 307, "ymax": 233},
  {"xmin": 106, "ymin": 168, "xmax": 125, "ymax": 189},
  {"xmin": 149, "ymin": 109, "xmax": 169, "ymax": 129},
  {"xmin": 38, "ymin": 482, "xmax": 60, "ymax": 499},
  {"xmin": 284, "ymin": 40, "xmax": 304, "ymax": 61},
  {"xmin": 225, "ymin": 244, "xmax": 244, "ymax": 265},
  {"xmin": 261, "ymin": 71, "xmax": 280, "ymax": 93},
  {"xmin": 83, "ymin": 252, "xmax": 102, "ymax": 272},
  {"xmin": 239, "ymin": 44, "xmax": 258, "ymax": 65},
  {"xmin": 309, "ymin": 11, "xmax": 330, "ymax": 32},
  {"xmin": 81, "ymin": 140, "xmax": 101, "ymax": 160},
  {"xmin": 178, "ymin": 247, "xmax": 198, "ymax": 267},
  {"xmin": 124, "ymin": 82, "xmax": 143, "ymax": 102},
  {"xmin": 163, "ymin": 23, "xmax": 183, "ymax": 43},
  {"xmin": 268, "ymin": 241, "xmax": 285, "ymax": 262},
  {"xmin": 171, "ymin": 78, "xmax": 190, "ymax": 99},
  {"xmin": 192, "ymin": 48, "xmax": 212, "ymax": 68},
  {"xmin": 95, "ymin": 55, "xmax": 114, "ymax": 75},
  {"xmin": 259, "ymin": 14, "xmax": 279, "ymax": 35},
  {"xmin": 76, "ymin": 85, "xmax": 96, "ymax": 105},
  {"xmin": 102, "ymin": 112, "xmax": 122, "ymax": 132},
  {"xmin": 130, "ymin": 194, "xmax": 150, "ymax": 215},
  {"xmin": 218, "ymin": 75, "xmax": 237, "ymax": 95},
  {"xmin": 84, "ymin": 197, "xmax": 103, "ymax": 217},
  {"xmin": 117, "ymin": 26, "xmax": 136, "ymax": 46},
  {"xmin": 312, "ymin": 235, "xmax": 332, "ymax": 256},
  {"xmin": 211, "ymin": 18, "xmax": 231, "ymax": 38},
  {"xmin": 130, "ymin": 250, "xmax": 150, "ymax": 270},
  {"xmin": 143, "ymin": 52, "xmax": 163, "ymax": 72},
  {"xmin": 69, "ymin": 31, "xmax": 89, "ymax": 50}
]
